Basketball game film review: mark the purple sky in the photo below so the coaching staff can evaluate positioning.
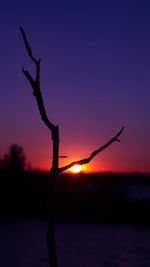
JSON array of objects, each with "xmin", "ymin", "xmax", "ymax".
[{"xmin": 0, "ymin": 1, "xmax": 150, "ymax": 173}]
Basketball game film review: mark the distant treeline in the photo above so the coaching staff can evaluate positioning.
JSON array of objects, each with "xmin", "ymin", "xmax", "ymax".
[
  {"xmin": 0, "ymin": 168, "xmax": 150, "ymax": 225},
  {"xmin": 0, "ymin": 144, "xmax": 150, "ymax": 224}
]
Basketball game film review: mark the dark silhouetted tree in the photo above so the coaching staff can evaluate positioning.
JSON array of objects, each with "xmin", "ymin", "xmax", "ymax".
[
  {"xmin": 8, "ymin": 144, "xmax": 26, "ymax": 171},
  {"xmin": 2, "ymin": 144, "xmax": 26, "ymax": 172},
  {"xmin": 19, "ymin": 27, "xmax": 124, "ymax": 267}
]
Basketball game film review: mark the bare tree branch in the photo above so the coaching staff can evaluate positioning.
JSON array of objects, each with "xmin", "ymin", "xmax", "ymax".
[
  {"xmin": 20, "ymin": 26, "xmax": 124, "ymax": 267},
  {"xmin": 19, "ymin": 26, "xmax": 37, "ymax": 63},
  {"xmin": 58, "ymin": 126, "xmax": 124, "ymax": 173},
  {"xmin": 19, "ymin": 27, "xmax": 56, "ymax": 132},
  {"xmin": 20, "ymin": 26, "xmax": 59, "ymax": 267}
]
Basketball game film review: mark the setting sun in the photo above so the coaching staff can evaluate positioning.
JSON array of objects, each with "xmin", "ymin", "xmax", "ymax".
[{"xmin": 70, "ymin": 165, "xmax": 82, "ymax": 173}]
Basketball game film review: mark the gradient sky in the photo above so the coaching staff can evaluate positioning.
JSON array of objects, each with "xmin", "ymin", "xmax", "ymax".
[{"xmin": 0, "ymin": 0, "xmax": 150, "ymax": 173}]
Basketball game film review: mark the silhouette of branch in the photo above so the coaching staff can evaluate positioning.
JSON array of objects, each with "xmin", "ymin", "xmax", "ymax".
[
  {"xmin": 19, "ymin": 27, "xmax": 56, "ymax": 132},
  {"xmin": 20, "ymin": 26, "xmax": 124, "ymax": 267},
  {"xmin": 58, "ymin": 126, "xmax": 124, "ymax": 173},
  {"xmin": 20, "ymin": 26, "xmax": 59, "ymax": 267},
  {"xmin": 19, "ymin": 27, "xmax": 37, "ymax": 64}
]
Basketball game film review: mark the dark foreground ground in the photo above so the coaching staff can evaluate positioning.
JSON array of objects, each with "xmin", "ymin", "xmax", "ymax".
[{"xmin": 0, "ymin": 219, "xmax": 150, "ymax": 267}]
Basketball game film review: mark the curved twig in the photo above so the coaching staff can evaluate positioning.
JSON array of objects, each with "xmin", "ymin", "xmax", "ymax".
[{"xmin": 58, "ymin": 126, "xmax": 124, "ymax": 173}]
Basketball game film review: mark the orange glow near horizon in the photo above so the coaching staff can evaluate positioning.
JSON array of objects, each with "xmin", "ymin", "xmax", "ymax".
[
  {"xmin": 70, "ymin": 165, "xmax": 82, "ymax": 173},
  {"xmin": 26, "ymin": 148, "xmax": 150, "ymax": 174}
]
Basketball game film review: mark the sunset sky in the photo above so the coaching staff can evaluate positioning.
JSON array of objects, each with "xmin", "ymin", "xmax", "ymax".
[{"xmin": 0, "ymin": 1, "xmax": 150, "ymax": 173}]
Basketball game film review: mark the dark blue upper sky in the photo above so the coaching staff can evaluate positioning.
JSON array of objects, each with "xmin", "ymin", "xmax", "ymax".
[{"xmin": 0, "ymin": 0, "xmax": 150, "ymax": 173}]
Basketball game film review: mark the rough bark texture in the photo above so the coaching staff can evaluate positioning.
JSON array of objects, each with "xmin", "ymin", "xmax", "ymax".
[{"xmin": 20, "ymin": 27, "xmax": 124, "ymax": 267}]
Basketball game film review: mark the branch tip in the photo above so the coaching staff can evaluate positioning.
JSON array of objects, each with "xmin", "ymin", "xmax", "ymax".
[
  {"xmin": 58, "ymin": 126, "xmax": 124, "ymax": 173},
  {"xmin": 20, "ymin": 27, "xmax": 56, "ymax": 132}
]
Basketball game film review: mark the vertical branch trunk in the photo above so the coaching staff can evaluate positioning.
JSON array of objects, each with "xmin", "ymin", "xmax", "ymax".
[
  {"xmin": 47, "ymin": 126, "xmax": 59, "ymax": 267},
  {"xmin": 47, "ymin": 180, "xmax": 57, "ymax": 267}
]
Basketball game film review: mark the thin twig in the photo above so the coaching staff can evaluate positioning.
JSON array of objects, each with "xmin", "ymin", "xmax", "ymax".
[{"xmin": 58, "ymin": 126, "xmax": 124, "ymax": 173}]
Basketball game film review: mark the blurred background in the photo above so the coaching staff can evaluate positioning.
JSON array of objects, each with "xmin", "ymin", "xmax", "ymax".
[{"xmin": 0, "ymin": 1, "xmax": 150, "ymax": 266}]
